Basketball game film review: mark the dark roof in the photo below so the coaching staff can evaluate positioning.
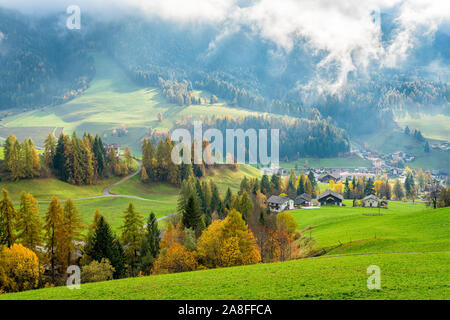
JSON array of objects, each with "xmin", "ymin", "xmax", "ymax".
[
  {"xmin": 267, "ymin": 195, "xmax": 290, "ymax": 204},
  {"xmin": 295, "ymin": 193, "xmax": 312, "ymax": 202},
  {"xmin": 317, "ymin": 190, "xmax": 344, "ymax": 201},
  {"xmin": 319, "ymin": 172, "xmax": 340, "ymax": 180}
]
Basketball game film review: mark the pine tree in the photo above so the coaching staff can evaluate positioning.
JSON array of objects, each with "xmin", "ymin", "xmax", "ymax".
[
  {"xmin": 15, "ymin": 192, "xmax": 42, "ymax": 252},
  {"xmin": 121, "ymin": 203, "xmax": 144, "ymax": 275},
  {"xmin": 93, "ymin": 135, "xmax": 106, "ymax": 177},
  {"xmin": 297, "ymin": 175, "xmax": 305, "ymax": 195},
  {"xmin": 182, "ymin": 194, "xmax": 204, "ymax": 237},
  {"xmin": 239, "ymin": 191, "xmax": 254, "ymax": 222},
  {"xmin": 239, "ymin": 176, "xmax": 250, "ymax": 195},
  {"xmin": 53, "ymin": 134, "xmax": 67, "ymax": 180},
  {"xmin": 404, "ymin": 171, "xmax": 416, "ymax": 200},
  {"xmin": 139, "ymin": 212, "xmax": 160, "ymax": 274},
  {"xmin": 365, "ymin": 177, "xmax": 375, "ymax": 196},
  {"xmin": 85, "ymin": 216, "xmax": 125, "ymax": 278},
  {"xmin": 260, "ymin": 175, "xmax": 271, "ymax": 194},
  {"xmin": 0, "ymin": 189, "xmax": 16, "ymax": 247},
  {"xmin": 210, "ymin": 182, "xmax": 222, "ymax": 215},
  {"xmin": 270, "ymin": 174, "xmax": 281, "ymax": 193},
  {"xmin": 308, "ymin": 171, "xmax": 316, "ymax": 187},
  {"xmin": 224, "ymin": 187, "xmax": 234, "ymax": 211},
  {"xmin": 344, "ymin": 177, "xmax": 351, "ymax": 199}
]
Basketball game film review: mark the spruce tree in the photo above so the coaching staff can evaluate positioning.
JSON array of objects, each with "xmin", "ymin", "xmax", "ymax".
[
  {"xmin": 182, "ymin": 194, "xmax": 204, "ymax": 237},
  {"xmin": 297, "ymin": 175, "xmax": 305, "ymax": 195},
  {"xmin": 224, "ymin": 187, "xmax": 234, "ymax": 211},
  {"xmin": 260, "ymin": 174, "xmax": 271, "ymax": 194},
  {"xmin": 139, "ymin": 212, "xmax": 160, "ymax": 274},
  {"xmin": 85, "ymin": 216, "xmax": 125, "ymax": 278}
]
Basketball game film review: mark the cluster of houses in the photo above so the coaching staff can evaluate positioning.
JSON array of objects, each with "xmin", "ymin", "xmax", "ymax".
[{"xmin": 267, "ymin": 191, "xmax": 387, "ymax": 213}]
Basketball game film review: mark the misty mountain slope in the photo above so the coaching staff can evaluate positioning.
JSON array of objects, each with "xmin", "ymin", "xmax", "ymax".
[
  {"xmin": 0, "ymin": 4, "xmax": 448, "ymax": 139},
  {"xmin": 0, "ymin": 8, "xmax": 95, "ymax": 110},
  {"xmin": 1, "ymin": 53, "xmax": 268, "ymax": 152}
]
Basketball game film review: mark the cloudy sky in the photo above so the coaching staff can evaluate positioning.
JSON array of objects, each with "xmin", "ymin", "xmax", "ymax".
[{"xmin": 1, "ymin": 0, "xmax": 449, "ymax": 93}]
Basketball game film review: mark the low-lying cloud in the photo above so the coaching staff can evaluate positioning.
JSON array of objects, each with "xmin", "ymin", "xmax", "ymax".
[{"xmin": 1, "ymin": 0, "xmax": 448, "ymax": 94}]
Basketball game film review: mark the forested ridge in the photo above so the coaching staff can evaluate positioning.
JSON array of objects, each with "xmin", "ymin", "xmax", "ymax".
[{"xmin": 0, "ymin": 8, "xmax": 95, "ymax": 110}]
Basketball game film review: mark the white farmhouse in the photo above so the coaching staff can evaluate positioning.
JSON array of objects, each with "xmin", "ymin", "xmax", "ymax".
[{"xmin": 267, "ymin": 195, "xmax": 294, "ymax": 213}]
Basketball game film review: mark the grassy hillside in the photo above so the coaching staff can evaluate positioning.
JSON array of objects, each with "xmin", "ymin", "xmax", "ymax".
[
  {"xmin": 359, "ymin": 129, "xmax": 424, "ymax": 155},
  {"xmin": 201, "ymin": 165, "xmax": 262, "ymax": 193},
  {"xmin": 358, "ymin": 128, "xmax": 449, "ymax": 169},
  {"xmin": 110, "ymin": 164, "xmax": 261, "ymax": 197},
  {"xmin": 408, "ymin": 150, "xmax": 449, "ymax": 170},
  {"xmin": 2, "ymin": 252, "xmax": 448, "ymax": 300},
  {"xmin": 292, "ymin": 202, "xmax": 450, "ymax": 254},
  {"xmin": 1, "ymin": 53, "xmax": 261, "ymax": 153},
  {"xmin": 69, "ymin": 197, "xmax": 174, "ymax": 232},
  {"xmin": 280, "ymin": 155, "xmax": 371, "ymax": 169},
  {"xmin": 1, "ymin": 177, "xmax": 120, "ymax": 201},
  {"xmin": 395, "ymin": 113, "xmax": 450, "ymax": 141}
]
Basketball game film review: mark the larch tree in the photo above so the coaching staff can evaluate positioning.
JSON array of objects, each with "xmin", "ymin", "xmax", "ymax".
[
  {"xmin": 15, "ymin": 192, "xmax": 42, "ymax": 252},
  {"xmin": 0, "ymin": 189, "xmax": 16, "ymax": 247},
  {"xmin": 43, "ymin": 133, "xmax": 56, "ymax": 168},
  {"xmin": 121, "ymin": 203, "xmax": 144, "ymax": 276},
  {"xmin": 62, "ymin": 199, "xmax": 84, "ymax": 267},
  {"xmin": 44, "ymin": 196, "xmax": 65, "ymax": 281}
]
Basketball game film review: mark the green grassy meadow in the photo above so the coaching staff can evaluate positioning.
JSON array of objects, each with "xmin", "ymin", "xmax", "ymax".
[
  {"xmin": 281, "ymin": 156, "xmax": 371, "ymax": 169},
  {"xmin": 291, "ymin": 201, "xmax": 450, "ymax": 254},
  {"xmin": 2, "ymin": 251, "xmax": 448, "ymax": 300},
  {"xmin": 66, "ymin": 197, "xmax": 174, "ymax": 232},
  {"xmin": 1, "ymin": 53, "xmax": 260, "ymax": 154},
  {"xmin": 0, "ymin": 177, "xmax": 119, "ymax": 201},
  {"xmin": 201, "ymin": 164, "xmax": 262, "ymax": 193},
  {"xmin": 396, "ymin": 113, "xmax": 450, "ymax": 141}
]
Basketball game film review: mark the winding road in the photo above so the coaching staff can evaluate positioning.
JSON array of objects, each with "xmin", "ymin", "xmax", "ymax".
[{"xmin": 13, "ymin": 159, "xmax": 181, "ymax": 222}]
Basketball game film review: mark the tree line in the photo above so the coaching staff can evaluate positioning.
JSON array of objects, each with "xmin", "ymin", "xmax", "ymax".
[
  {"xmin": 176, "ymin": 114, "xmax": 350, "ymax": 160},
  {"xmin": 1, "ymin": 133, "xmax": 135, "ymax": 185}
]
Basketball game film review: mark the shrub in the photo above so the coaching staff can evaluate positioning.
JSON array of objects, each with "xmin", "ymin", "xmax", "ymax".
[{"xmin": 81, "ymin": 259, "xmax": 115, "ymax": 283}]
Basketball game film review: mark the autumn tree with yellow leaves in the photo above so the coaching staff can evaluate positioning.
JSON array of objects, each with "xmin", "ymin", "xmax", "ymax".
[
  {"xmin": 0, "ymin": 244, "xmax": 42, "ymax": 293},
  {"xmin": 196, "ymin": 209, "xmax": 261, "ymax": 268}
]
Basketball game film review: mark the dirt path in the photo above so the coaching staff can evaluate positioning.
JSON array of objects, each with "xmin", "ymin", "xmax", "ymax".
[{"xmin": 12, "ymin": 159, "xmax": 181, "ymax": 221}]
